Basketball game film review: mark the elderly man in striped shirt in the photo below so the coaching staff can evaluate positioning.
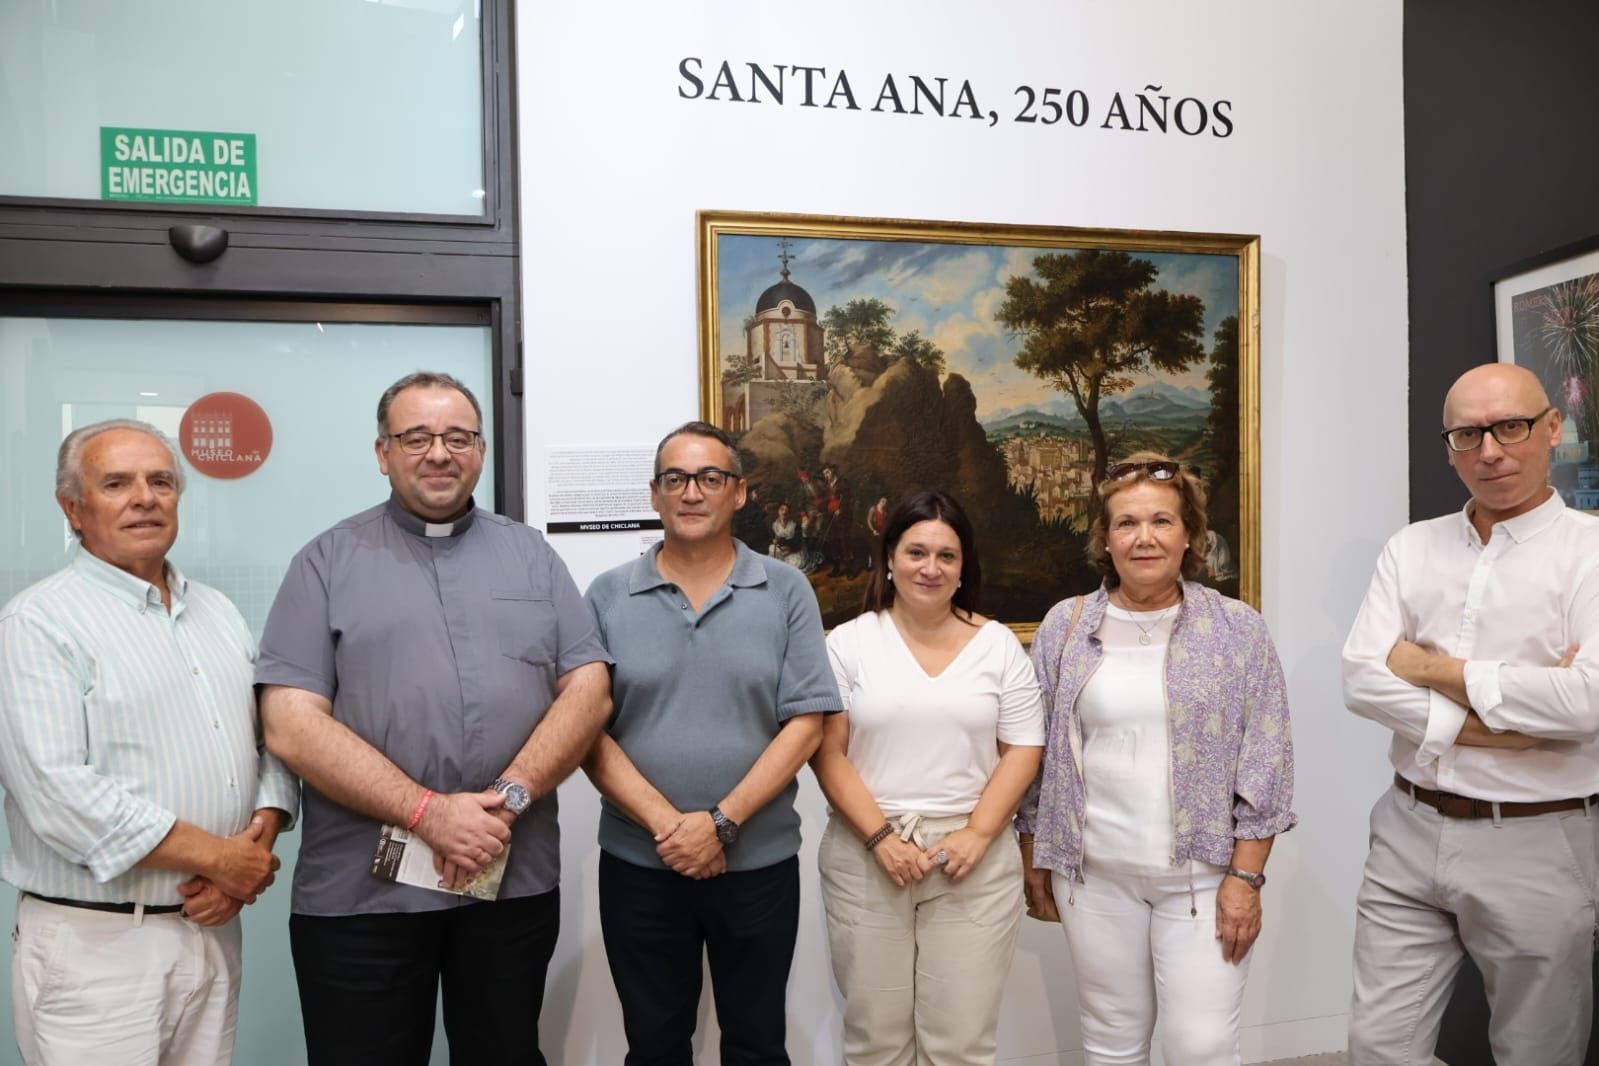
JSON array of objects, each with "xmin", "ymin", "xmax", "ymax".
[{"xmin": 0, "ymin": 419, "xmax": 296, "ymax": 1065}]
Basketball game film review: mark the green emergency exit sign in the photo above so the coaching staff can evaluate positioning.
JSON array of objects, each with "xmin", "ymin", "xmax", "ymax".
[{"xmin": 100, "ymin": 127, "xmax": 257, "ymax": 205}]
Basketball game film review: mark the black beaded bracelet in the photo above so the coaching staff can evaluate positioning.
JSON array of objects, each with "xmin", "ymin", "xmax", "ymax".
[{"xmin": 864, "ymin": 823, "xmax": 895, "ymax": 851}]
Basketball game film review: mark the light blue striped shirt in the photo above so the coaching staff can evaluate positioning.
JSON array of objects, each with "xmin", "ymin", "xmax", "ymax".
[{"xmin": 0, "ymin": 545, "xmax": 299, "ymax": 904}]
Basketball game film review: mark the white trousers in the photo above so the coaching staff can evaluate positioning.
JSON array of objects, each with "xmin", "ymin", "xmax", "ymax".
[
  {"xmin": 11, "ymin": 894, "xmax": 243, "ymax": 1066},
  {"xmin": 820, "ymin": 812, "xmax": 1025, "ymax": 1066},
  {"xmin": 1054, "ymin": 862, "xmax": 1248, "ymax": 1066}
]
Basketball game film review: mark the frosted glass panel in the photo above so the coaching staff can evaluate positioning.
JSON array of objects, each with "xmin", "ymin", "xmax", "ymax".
[
  {"xmin": 0, "ymin": 316, "xmax": 495, "ymax": 626},
  {"xmin": 0, "ymin": 315, "xmax": 492, "ymax": 1066},
  {"xmin": 0, "ymin": 0, "xmax": 485, "ymax": 215}
]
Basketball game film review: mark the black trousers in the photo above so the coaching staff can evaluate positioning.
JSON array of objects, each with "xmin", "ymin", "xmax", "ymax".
[
  {"xmin": 289, "ymin": 889, "xmax": 559, "ymax": 1066},
  {"xmin": 599, "ymin": 852, "xmax": 800, "ymax": 1066}
]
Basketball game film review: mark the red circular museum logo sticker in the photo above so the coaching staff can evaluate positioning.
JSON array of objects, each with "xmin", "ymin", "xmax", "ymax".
[{"xmin": 180, "ymin": 392, "xmax": 273, "ymax": 479}]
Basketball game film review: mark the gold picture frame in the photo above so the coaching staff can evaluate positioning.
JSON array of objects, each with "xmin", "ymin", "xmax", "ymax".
[{"xmin": 698, "ymin": 210, "xmax": 1261, "ymax": 638}]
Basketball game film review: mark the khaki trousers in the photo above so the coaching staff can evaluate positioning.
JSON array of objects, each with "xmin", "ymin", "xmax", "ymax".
[
  {"xmin": 1349, "ymin": 785, "xmax": 1598, "ymax": 1066},
  {"xmin": 819, "ymin": 811, "xmax": 1024, "ymax": 1066}
]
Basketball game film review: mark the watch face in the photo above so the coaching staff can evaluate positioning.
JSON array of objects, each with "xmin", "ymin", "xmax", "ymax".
[{"xmin": 494, "ymin": 780, "xmax": 531, "ymax": 815}]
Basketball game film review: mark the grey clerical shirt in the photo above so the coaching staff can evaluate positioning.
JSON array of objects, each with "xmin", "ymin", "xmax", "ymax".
[
  {"xmin": 257, "ymin": 497, "xmax": 610, "ymax": 915},
  {"xmin": 585, "ymin": 541, "xmax": 842, "ymax": 872}
]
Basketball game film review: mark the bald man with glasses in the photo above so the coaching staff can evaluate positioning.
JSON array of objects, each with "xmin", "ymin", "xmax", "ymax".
[
  {"xmin": 1342, "ymin": 363, "xmax": 1599, "ymax": 1065},
  {"xmin": 582, "ymin": 420, "xmax": 842, "ymax": 1065}
]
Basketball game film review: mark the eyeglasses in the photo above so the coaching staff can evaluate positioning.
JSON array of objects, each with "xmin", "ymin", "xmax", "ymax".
[
  {"xmin": 653, "ymin": 467, "xmax": 741, "ymax": 495},
  {"xmin": 1106, "ymin": 460, "xmax": 1180, "ymax": 481},
  {"xmin": 385, "ymin": 429, "xmax": 483, "ymax": 454},
  {"xmin": 1439, "ymin": 407, "xmax": 1553, "ymax": 452}
]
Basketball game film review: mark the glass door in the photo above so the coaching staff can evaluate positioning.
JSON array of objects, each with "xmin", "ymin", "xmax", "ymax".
[{"xmin": 0, "ymin": 306, "xmax": 498, "ymax": 1066}]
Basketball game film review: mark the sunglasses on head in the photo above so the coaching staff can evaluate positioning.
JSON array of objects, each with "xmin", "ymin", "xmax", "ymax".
[{"xmin": 1106, "ymin": 460, "xmax": 1180, "ymax": 481}]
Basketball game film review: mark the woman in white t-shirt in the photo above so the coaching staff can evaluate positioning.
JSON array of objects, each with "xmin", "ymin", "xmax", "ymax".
[{"xmin": 812, "ymin": 490, "xmax": 1045, "ymax": 1065}]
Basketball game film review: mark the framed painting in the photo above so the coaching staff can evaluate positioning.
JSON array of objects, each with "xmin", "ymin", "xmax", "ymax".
[
  {"xmin": 1494, "ymin": 234, "xmax": 1599, "ymax": 515},
  {"xmin": 697, "ymin": 210, "xmax": 1261, "ymax": 637}
]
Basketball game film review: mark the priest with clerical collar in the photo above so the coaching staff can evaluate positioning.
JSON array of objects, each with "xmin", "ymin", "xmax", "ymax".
[{"xmin": 257, "ymin": 370, "xmax": 612, "ymax": 1066}]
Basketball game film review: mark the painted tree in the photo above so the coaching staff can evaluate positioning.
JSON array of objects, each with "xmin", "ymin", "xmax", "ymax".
[
  {"xmin": 1536, "ymin": 275, "xmax": 1599, "ymax": 449},
  {"xmin": 1203, "ymin": 315, "xmax": 1241, "ymax": 558},
  {"xmin": 890, "ymin": 329, "xmax": 946, "ymax": 373},
  {"xmin": 722, "ymin": 350, "xmax": 759, "ymax": 391},
  {"xmin": 1205, "ymin": 315, "xmax": 1240, "ymax": 484},
  {"xmin": 822, "ymin": 298, "xmax": 896, "ymax": 365},
  {"xmin": 997, "ymin": 250, "xmax": 1207, "ymax": 485}
]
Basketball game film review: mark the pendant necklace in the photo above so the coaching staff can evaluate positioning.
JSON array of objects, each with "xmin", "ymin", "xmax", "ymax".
[{"xmin": 1116, "ymin": 591, "xmax": 1171, "ymax": 645}]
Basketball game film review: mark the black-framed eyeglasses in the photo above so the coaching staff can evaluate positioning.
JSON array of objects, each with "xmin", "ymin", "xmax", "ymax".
[
  {"xmin": 1106, "ymin": 460, "xmax": 1180, "ymax": 482},
  {"xmin": 385, "ymin": 429, "xmax": 483, "ymax": 455},
  {"xmin": 653, "ymin": 467, "xmax": 742, "ymax": 495},
  {"xmin": 1439, "ymin": 407, "xmax": 1552, "ymax": 452}
]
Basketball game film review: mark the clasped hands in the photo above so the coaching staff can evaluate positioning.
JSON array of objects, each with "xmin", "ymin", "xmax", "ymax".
[
  {"xmin": 655, "ymin": 811, "xmax": 726, "ymax": 880},
  {"xmin": 423, "ymin": 788, "xmax": 516, "ymax": 892},
  {"xmin": 875, "ymin": 825, "xmax": 993, "ymax": 887},
  {"xmin": 180, "ymin": 813, "xmax": 282, "ymax": 927}
]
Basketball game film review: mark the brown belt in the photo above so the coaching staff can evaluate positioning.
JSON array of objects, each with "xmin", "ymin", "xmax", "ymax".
[
  {"xmin": 1394, "ymin": 773, "xmax": 1594, "ymax": 820},
  {"xmin": 27, "ymin": 892, "xmax": 185, "ymax": 916}
]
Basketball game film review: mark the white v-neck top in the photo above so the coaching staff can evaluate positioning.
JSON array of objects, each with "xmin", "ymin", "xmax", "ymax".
[{"xmin": 826, "ymin": 610, "xmax": 1045, "ymax": 816}]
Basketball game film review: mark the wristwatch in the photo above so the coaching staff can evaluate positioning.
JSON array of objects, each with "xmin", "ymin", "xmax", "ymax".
[
  {"xmin": 490, "ymin": 778, "xmax": 532, "ymax": 818},
  {"xmin": 1226, "ymin": 865, "xmax": 1266, "ymax": 889},
  {"xmin": 710, "ymin": 805, "xmax": 739, "ymax": 845}
]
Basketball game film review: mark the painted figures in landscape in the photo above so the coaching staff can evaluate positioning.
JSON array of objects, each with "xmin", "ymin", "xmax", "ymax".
[{"xmin": 702, "ymin": 216, "xmax": 1256, "ymax": 631}]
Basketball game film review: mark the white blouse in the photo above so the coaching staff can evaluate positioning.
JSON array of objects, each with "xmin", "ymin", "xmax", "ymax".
[
  {"xmin": 827, "ymin": 611, "xmax": 1045, "ymax": 816},
  {"xmin": 1078, "ymin": 603, "xmax": 1180, "ymax": 871}
]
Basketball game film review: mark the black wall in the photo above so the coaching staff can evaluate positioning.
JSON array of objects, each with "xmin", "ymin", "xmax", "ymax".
[
  {"xmin": 1405, "ymin": 0, "xmax": 1599, "ymax": 520},
  {"xmin": 1405, "ymin": 7, "xmax": 1599, "ymax": 1062}
]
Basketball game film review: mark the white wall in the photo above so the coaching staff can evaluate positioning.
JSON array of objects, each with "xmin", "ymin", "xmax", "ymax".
[{"xmin": 518, "ymin": 2, "xmax": 1410, "ymax": 1061}]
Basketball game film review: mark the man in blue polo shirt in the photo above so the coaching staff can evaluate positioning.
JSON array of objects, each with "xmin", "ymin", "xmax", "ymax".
[{"xmin": 584, "ymin": 420, "xmax": 842, "ymax": 1065}]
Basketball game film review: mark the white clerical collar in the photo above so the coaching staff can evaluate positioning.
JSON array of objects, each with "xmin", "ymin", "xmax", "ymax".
[{"xmin": 385, "ymin": 495, "xmax": 477, "ymax": 539}]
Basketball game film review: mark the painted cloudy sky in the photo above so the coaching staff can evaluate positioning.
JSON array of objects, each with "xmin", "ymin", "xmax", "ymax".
[{"xmin": 716, "ymin": 234, "xmax": 1238, "ymax": 421}]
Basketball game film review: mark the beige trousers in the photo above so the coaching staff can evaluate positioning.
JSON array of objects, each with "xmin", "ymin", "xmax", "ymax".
[
  {"xmin": 819, "ymin": 811, "xmax": 1025, "ymax": 1066},
  {"xmin": 1348, "ymin": 785, "xmax": 1598, "ymax": 1066},
  {"xmin": 11, "ymin": 893, "xmax": 243, "ymax": 1066}
]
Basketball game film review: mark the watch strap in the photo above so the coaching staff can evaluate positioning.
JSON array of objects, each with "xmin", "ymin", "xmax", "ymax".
[
  {"xmin": 1225, "ymin": 865, "xmax": 1265, "ymax": 889},
  {"xmin": 710, "ymin": 805, "xmax": 739, "ymax": 843}
]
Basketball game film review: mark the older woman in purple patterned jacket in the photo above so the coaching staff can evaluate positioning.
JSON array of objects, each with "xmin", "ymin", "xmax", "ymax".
[{"xmin": 1017, "ymin": 452, "xmax": 1296, "ymax": 1066}]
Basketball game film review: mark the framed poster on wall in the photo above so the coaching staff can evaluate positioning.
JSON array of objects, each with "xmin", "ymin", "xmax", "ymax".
[
  {"xmin": 697, "ymin": 210, "xmax": 1261, "ymax": 637},
  {"xmin": 1494, "ymin": 235, "xmax": 1599, "ymax": 515}
]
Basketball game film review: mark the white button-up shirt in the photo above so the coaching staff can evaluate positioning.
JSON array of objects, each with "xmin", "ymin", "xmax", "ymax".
[
  {"xmin": 0, "ymin": 546, "xmax": 298, "ymax": 904},
  {"xmin": 1342, "ymin": 491, "xmax": 1599, "ymax": 802}
]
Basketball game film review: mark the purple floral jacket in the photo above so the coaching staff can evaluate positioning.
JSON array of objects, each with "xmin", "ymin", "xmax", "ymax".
[{"xmin": 1016, "ymin": 582, "xmax": 1297, "ymax": 880}]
